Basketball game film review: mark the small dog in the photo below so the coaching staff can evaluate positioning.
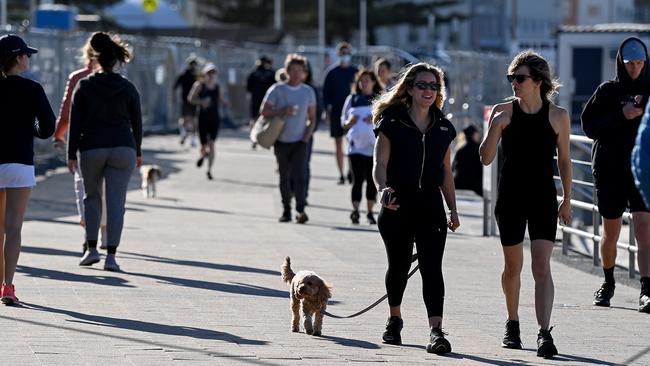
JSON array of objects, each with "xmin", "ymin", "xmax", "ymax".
[
  {"xmin": 140, "ymin": 164, "xmax": 162, "ymax": 198},
  {"xmin": 281, "ymin": 256, "xmax": 331, "ymax": 336}
]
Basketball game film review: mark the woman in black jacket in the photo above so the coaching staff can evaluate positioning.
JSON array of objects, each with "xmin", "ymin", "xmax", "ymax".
[
  {"xmin": 0, "ymin": 34, "xmax": 55, "ymax": 305},
  {"xmin": 582, "ymin": 37, "xmax": 650, "ymax": 312},
  {"xmin": 68, "ymin": 32, "xmax": 142, "ymax": 272},
  {"xmin": 372, "ymin": 62, "xmax": 459, "ymax": 354}
]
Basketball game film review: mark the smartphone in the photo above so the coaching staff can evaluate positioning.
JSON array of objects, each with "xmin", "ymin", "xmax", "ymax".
[
  {"xmin": 634, "ymin": 95, "xmax": 649, "ymax": 109},
  {"xmin": 381, "ymin": 190, "xmax": 393, "ymax": 206}
]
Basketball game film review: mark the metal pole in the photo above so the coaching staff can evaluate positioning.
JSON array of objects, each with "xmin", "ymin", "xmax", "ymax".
[
  {"xmin": 360, "ymin": 0, "xmax": 367, "ymax": 53},
  {"xmin": 274, "ymin": 0, "xmax": 282, "ymax": 31},
  {"xmin": 593, "ymin": 193, "xmax": 601, "ymax": 267},
  {"xmin": 0, "ymin": 0, "xmax": 6, "ymax": 27},
  {"xmin": 318, "ymin": 0, "xmax": 325, "ymax": 55},
  {"xmin": 629, "ymin": 217, "xmax": 636, "ymax": 279}
]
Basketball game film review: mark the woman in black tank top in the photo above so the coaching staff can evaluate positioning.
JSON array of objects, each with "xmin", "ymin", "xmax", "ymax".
[{"xmin": 479, "ymin": 51, "xmax": 572, "ymax": 358}]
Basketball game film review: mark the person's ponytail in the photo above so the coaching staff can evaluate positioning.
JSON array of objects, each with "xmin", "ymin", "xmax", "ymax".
[{"xmin": 89, "ymin": 32, "xmax": 130, "ymax": 72}]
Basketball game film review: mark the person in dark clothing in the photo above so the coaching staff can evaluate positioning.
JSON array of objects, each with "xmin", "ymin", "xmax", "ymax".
[
  {"xmin": 581, "ymin": 37, "xmax": 650, "ymax": 313},
  {"xmin": 452, "ymin": 124, "xmax": 483, "ymax": 197},
  {"xmin": 323, "ymin": 42, "xmax": 358, "ymax": 184},
  {"xmin": 174, "ymin": 56, "xmax": 198, "ymax": 146},
  {"xmin": 188, "ymin": 62, "xmax": 225, "ymax": 180},
  {"xmin": 0, "ymin": 34, "xmax": 55, "ymax": 305},
  {"xmin": 634, "ymin": 102, "xmax": 650, "ymax": 206},
  {"xmin": 247, "ymin": 56, "xmax": 275, "ymax": 121},
  {"xmin": 373, "ymin": 62, "xmax": 459, "ymax": 354},
  {"xmin": 303, "ymin": 60, "xmax": 323, "ymax": 203},
  {"xmin": 69, "ymin": 32, "xmax": 143, "ymax": 272},
  {"xmin": 480, "ymin": 50, "xmax": 571, "ymax": 358}
]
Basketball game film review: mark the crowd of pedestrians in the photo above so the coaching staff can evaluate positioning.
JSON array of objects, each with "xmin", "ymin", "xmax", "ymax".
[{"xmin": 3, "ymin": 30, "xmax": 650, "ymax": 361}]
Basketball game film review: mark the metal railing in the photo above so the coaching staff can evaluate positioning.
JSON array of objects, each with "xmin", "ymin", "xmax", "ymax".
[{"xmin": 483, "ymin": 134, "xmax": 638, "ymax": 278}]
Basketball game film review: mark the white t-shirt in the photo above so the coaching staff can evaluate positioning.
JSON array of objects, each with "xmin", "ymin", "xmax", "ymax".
[
  {"xmin": 0, "ymin": 163, "xmax": 36, "ymax": 188},
  {"xmin": 341, "ymin": 97, "xmax": 375, "ymax": 157},
  {"xmin": 261, "ymin": 83, "xmax": 316, "ymax": 143}
]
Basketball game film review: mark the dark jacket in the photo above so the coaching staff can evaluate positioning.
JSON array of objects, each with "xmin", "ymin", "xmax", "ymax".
[
  {"xmin": 0, "ymin": 75, "xmax": 55, "ymax": 165},
  {"xmin": 246, "ymin": 66, "xmax": 275, "ymax": 117},
  {"xmin": 581, "ymin": 37, "xmax": 650, "ymax": 177},
  {"xmin": 322, "ymin": 64, "xmax": 358, "ymax": 118},
  {"xmin": 68, "ymin": 72, "xmax": 142, "ymax": 160},
  {"xmin": 374, "ymin": 104, "xmax": 456, "ymax": 196},
  {"xmin": 453, "ymin": 125, "xmax": 483, "ymax": 196},
  {"xmin": 174, "ymin": 68, "xmax": 196, "ymax": 102}
]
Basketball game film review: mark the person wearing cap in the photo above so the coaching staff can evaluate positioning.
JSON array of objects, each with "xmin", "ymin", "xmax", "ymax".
[
  {"xmin": 582, "ymin": 36, "xmax": 650, "ymax": 313},
  {"xmin": 188, "ymin": 62, "xmax": 225, "ymax": 180},
  {"xmin": 0, "ymin": 34, "xmax": 55, "ymax": 305},
  {"xmin": 452, "ymin": 124, "xmax": 483, "ymax": 197},
  {"xmin": 52, "ymin": 35, "xmax": 108, "ymax": 255},
  {"xmin": 246, "ymin": 56, "xmax": 275, "ymax": 149},
  {"xmin": 174, "ymin": 55, "xmax": 199, "ymax": 146}
]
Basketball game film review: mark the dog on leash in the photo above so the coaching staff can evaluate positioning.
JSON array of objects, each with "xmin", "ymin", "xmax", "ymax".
[
  {"xmin": 140, "ymin": 164, "xmax": 162, "ymax": 198},
  {"xmin": 281, "ymin": 256, "xmax": 331, "ymax": 336}
]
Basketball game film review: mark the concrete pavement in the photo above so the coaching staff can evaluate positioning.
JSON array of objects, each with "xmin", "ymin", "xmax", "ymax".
[{"xmin": 1, "ymin": 130, "xmax": 648, "ymax": 365}]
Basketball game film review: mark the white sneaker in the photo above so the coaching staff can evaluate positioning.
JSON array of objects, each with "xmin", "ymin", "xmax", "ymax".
[{"xmin": 79, "ymin": 249, "xmax": 101, "ymax": 266}]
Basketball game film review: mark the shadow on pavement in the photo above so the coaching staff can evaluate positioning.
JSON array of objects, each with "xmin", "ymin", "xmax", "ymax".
[
  {"xmin": 119, "ymin": 251, "xmax": 280, "ymax": 276},
  {"xmin": 22, "ymin": 245, "xmax": 81, "ymax": 258},
  {"xmin": 126, "ymin": 200, "xmax": 233, "ymax": 215},
  {"xmin": 215, "ymin": 177, "xmax": 278, "ymax": 189},
  {"xmin": 17, "ymin": 265, "xmax": 135, "ymax": 288},
  {"xmin": 22, "ymin": 303, "xmax": 268, "ymax": 345},
  {"xmin": 447, "ymin": 352, "xmax": 618, "ymax": 365},
  {"xmin": 318, "ymin": 334, "xmax": 380, "ymax": 349}
]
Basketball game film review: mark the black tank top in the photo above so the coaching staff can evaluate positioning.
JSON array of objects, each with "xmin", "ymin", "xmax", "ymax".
[
  {"xmin": 499, "ymin": 100, "xmax": 557, "ymax": 198},
  {"xmin": 198, "ymin": 83, "xmax": 220, "ymax": 121}
]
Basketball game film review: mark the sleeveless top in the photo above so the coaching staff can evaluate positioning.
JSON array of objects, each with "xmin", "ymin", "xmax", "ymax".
[
  {"xmin": 498, "ymin": 100, "xmax": 557, "ymax": 200},
  {"xmin": 198, "ymin": 83, "xmax": 220, "ymax": 122}
]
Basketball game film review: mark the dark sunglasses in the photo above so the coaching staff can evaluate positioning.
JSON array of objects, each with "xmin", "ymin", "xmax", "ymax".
[
  {"xmin": 507, "ymin": 74, "xmax": 533, "ymax": 83},
  {"xmin": 413, "ymin": 81, "xmax": 441, "ymax": 91}
]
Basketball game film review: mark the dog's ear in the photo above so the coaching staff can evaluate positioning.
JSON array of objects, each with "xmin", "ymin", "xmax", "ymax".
[{"xmin": 317, "ymin": 279, "xmax": 332, "ymax": 305}]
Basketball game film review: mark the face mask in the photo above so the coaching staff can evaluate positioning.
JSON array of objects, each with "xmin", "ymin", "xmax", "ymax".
[{"xmin": 340, "ymin": 55, "xmax": 351, "ymax": 64}]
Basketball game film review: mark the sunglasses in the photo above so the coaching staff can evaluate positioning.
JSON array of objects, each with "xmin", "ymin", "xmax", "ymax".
[
  {"xmin": 413, "ymin": 81, "xmax": 441, "ymax": 91},
  {"xmin": 507, "ymin": 74, "xmax": 533, "ymax": 83}
]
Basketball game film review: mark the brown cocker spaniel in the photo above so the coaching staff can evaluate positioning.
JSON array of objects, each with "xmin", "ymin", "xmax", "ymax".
[{"xmin": 281, "ymin": 256, "xmax": 332, "ymax": 336}]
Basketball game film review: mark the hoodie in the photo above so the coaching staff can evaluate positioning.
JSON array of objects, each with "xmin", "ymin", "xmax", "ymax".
[
  {"xmin": 68, "ymin": 72, "xmax": 142, "ymax": 160},
  {"xmin": 581, "ymin": 37, "xmax": 650, "ymax": 176}
]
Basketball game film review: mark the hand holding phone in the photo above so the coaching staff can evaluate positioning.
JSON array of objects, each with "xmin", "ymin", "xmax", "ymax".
[{"xmin": 380, "ymin": 188, "xmax": 399, "ymax": 210}]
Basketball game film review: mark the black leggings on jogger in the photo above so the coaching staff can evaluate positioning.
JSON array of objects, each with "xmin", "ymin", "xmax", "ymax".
[
  {"xmin": 349, "ymin": 153, "xmax": 377, "ymax": 202},
  {"xmin": 378, "ymin": 189, "xmax": 448, "ymax": 317}
]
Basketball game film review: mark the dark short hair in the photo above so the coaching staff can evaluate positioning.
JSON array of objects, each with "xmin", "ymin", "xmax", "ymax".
[
  {"xmin": 337, "ymin": 42, "xmax": 352, "ymax": 54},
  {"xmin": 284, "ymin": 53, "xmax": 307, "ymax": 72},
  {"xmin": 375, "ymin": 58, "xmax": 391, "ymax": 70}
]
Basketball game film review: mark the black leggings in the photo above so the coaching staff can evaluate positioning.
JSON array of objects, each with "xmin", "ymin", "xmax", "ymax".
[
  {"xmin": 377, "ymin": 194, "xmax": 447, "ymax": 318},
  {"xmin": 349, "ymin": 154, "xmax": 377, "ymax": 203}
]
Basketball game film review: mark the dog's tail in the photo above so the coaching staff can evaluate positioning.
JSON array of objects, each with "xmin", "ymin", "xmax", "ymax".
[{"xmin": 281, "ymin": 256, "xmax": 295, "ymax": 284}]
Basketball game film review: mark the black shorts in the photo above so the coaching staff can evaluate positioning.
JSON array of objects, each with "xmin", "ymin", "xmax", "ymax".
[
  {"xmin": 330, "ymin": 111, "xmax": 345, "ymax": 138},
  {"xmin": 595, "ymin": 170, "xmax": 649, "ymax": 219},
  {"xmin": 198, "ymin": 118, "xmax": 220, "ymax": 145},
  {"xmin": 181, "ymin": 102, "xmax": 197, "ymax": 117},
  {"xmin": 495, "ymin": 195, "xmax": 558, "ymax": 246}
]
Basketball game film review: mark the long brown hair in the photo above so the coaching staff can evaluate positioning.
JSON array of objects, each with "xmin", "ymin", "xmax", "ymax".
[
  {"xmin": 372, "ymin": 62, "xmax": 446, "ymax": 123},
  {"xmin": 508, "ymin": 50, "xmax": 561, "ymax": 102},
  {"xmin": 78, "ymin": 36, "xmax": 97, "ymax": 66},
  {"xmin": 351, "ymin": 69, "xmax": 383, "ymax": 96},
  {"xmin": 89, "ymin": 32, "xmax": 131, "ymax": 71}
]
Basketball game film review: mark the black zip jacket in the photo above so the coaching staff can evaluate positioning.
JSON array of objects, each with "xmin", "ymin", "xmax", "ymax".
[
  {"xmin": 0, "ymin": 75, "xmax": 55, "ymax": 165},
  {"xmin": 68, "ymin": 72, "xmax": 142, "ymax": 160},
  {"xmin": 581, "ymin": 36, "xmax": 650, "ymax": 175},
  {"xmin": 374, "ymin": 104, "xmax": 456, "ymax": 195}
]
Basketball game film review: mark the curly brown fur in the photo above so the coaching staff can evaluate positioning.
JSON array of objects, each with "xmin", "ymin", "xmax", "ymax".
[{"xmin": 281, "ymin": 256, "xmax": 332, "ymax": 336}]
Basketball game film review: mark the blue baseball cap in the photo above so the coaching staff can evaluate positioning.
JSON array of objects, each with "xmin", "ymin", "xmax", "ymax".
[
  {"xmin": 0, "ymin": 34, "xmax": 38, "ymax": 57},
  {"xmin": 622, "ymin": 39, "xmax": 647, "ymax": 63}
]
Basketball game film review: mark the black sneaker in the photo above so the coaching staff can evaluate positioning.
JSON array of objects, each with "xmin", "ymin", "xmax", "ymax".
[
  {"xmin": 279, "ymin": 212, "xmax": 291, "ymax": 222},
  {"xmin": 82, "ymin": 241, "xmax": 87, "ymax": 255},
  {"xmin": 639, "ymin": 293, "xmax": 650, "ymax": 313},
  {"xmin": 537, "ymin": 327, "xmax": 558, "ymax": 358},
  {"xmin": 593, "ymin": 282, "xmax": 615, "ymax": 307},
  {"xmin": 337, "ymin": 176, "xmax": 345, "ymax": 185},
  {"xmin": 501, "ymin": 320, "xmax": 522, "ymax": 349},
  {"xmin": 367, "ymin": 212, "xmax": 377, "ymax": 225},
  {"xmin": 427, "ymin": 327, "xmax": 452, "ymax": 355},
  {"xmin": 350, "ymin": 210, "xmax": 360, "ymax": 224},
  {"xmin": 296, "ymin": 212, "xmax": 309, "ymax": 224},
  {"xmin": 206, "ymin": 171, "xmax": 213, "ymax": 180},
  {"xmin": 196, "ymin": 156, "xmax": 205, "ymax": 168},
  {"xmin": 382, "ymin": 316, "xmax": 403, "ymax": 345}
]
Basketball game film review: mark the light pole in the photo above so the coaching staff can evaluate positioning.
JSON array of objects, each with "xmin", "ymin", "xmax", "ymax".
[
  {"xmin": 360, "ymin": 0, "xmax": 367, "ymax": 54},
  {"xmin": 274, "ymin": 0, "xmax": 282, "ymax": 30},
  {"xmin": 319, "ymin": 0, "xmax": 325, "ymax": 56},
  {"xmin": 1, "ymin": 0, "xmax": 6, "ymax": 27}
]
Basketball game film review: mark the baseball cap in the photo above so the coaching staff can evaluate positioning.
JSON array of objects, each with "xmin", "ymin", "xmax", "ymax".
[
  {"xmin": 0, "ymin": 34, "xmax": 38, "ymax": 57},
  {"xmin": 202, "ymin": 62, "xmax": 217, "ymax": 74},
  {"xmin": 622, "ymin": 39, "xmax": 647, "ymax": 63}
]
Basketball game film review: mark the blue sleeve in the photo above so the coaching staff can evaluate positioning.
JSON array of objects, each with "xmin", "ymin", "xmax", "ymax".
[{"xmin": 633, "ymin": 103, "xmax": 650, "ymax": 206}]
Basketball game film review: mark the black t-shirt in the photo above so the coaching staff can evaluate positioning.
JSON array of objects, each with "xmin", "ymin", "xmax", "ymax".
[{"xmin": 174, "ymin": 69, "xmax": 197, "ymax": 101}]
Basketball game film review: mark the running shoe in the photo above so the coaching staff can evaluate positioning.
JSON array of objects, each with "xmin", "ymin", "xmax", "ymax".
[
  {"xmin": 536, "ymin": 327, "xmax": 558, "ymax": 358},
  {"xmin": 207, "ymin": 171, "xmax": 213, "ymax": 180},
  {"xmin": 639, "ymin": 293, "xmax": 650, "ymax": 313},
  {"xmin": 382, "ymin": 316, "xmax": 403, "ymax": 345},
  {"xmin": 279, "ymin": 211, "xmax": 291, "ymax": 223},
  {"xmin": 337, "ymin": 176, "xmax": 345, "ymax": 185},
  {"xmin": 427, "ymin": 327, "xmax": 452, "ymax": 355},
  {"xmin": 0, "ymin": 284, "xmax": 19, "ymax": 306},
  {"xmin": 367, "ymin": 212, "xmax": 377, "ymax": 225},
  {"xmin": 104, "ymin": 254, "xmax": 121, "ymax": 272},
  {"xmin": 196, "ymin": 155, "xmax": 205, "ymax": 167},
  {"xmin": 79, "ymin": 248, "xmax": 101, "ymax": 266},
  {"xmin": 350, "ymin": 210, "xmax": 360, "ymax": 224},
  {"xmin": 593, "ymin": 282, "xmax": 615, "ymax": 307},
  {"xmin": 502, "ymin": 320, "xmax": 523, "ymax": 349},
  {"xmin": 296, "ymin": 212, "xmax": 309, "ymax": 224}
]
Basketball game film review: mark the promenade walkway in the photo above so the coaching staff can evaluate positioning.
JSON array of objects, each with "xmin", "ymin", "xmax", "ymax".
[{"xmin": 1, "ymin": 130, "xmax": 647, "ymax": 365}]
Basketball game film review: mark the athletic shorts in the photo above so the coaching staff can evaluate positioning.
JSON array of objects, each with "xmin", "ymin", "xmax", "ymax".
[
  {"xmin": 595, "ymin": 170, "xmax": 649, "ymax": 219},
  {"xmin": 495, "ymin": 195, "xmax": 558, "ymax": 246},
  {"xmin": 330, "ymin": 111, "xmax": 345, "ymax": 138},
  {"xmin": 198, "ymin": 118, "xmax": 220, "ymax": 145}
]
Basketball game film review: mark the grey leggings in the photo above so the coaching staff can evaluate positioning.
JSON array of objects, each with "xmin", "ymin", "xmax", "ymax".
[{"xmin": 79, "ymin": 147, "xmax": 136, "ymax": 248}]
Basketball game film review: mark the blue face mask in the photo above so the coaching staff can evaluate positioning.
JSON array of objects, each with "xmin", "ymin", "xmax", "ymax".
[{"xmin": 340, "ymin": 54, "xmax": 352, "ymax": 64}]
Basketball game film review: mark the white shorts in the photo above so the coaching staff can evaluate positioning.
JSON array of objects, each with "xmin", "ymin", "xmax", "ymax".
[{"xmin": 0, "ymin": 163, "xmax": 36, "ymax": 189}]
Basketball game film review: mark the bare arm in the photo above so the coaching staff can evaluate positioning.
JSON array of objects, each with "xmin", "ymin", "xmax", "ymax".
[
  {"xmin": 479, "ymin": 104, "xmax": 510, "ymax": 165},
  {"xmin": 261, "ymin": 102, "xmax": 290, "ymax": 119},
  {"xmin": 187, "ymin": 81, "xmax": 202, "ymax": 106},
  {"xmin": 554, "ymin": 107, "xmax": 573, "ymax": 225},
  {"xmin": 441, "ymin": 146, "xmax": 460, "ymax": 231},
  {"xmin": 373, "ymin": 132, "xmax": 399, "ymax": 210}
]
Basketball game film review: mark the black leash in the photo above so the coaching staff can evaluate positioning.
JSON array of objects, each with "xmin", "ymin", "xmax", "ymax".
[{"xmin": 324, "ymin": 254, "xmax": 418, "ymax": 319}]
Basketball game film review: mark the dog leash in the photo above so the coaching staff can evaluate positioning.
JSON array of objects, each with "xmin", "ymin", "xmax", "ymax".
[{"xmin": 324, "ymin": 253, "xmax": 419, "ymax": 319}]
